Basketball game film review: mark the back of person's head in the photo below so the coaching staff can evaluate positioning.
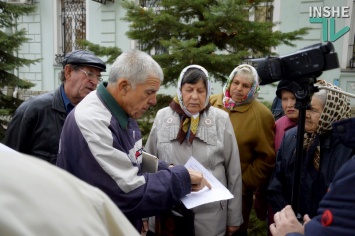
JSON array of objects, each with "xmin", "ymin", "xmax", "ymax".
[{"xmin": 108, "ymin": 50, "xmax": 163, "ymax": 88}]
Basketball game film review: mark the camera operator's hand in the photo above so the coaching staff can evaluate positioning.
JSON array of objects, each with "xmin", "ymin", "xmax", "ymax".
[
  {"xmin": 270, "ymin": 205, "xmax": 305, "ymax": 236},
  {"xmin": 187, "ymin": 169, "xmax": 212, "ymax": 192},
  {"xmin": 303, "ymin": 214, "xmax": 311, "ymax": 225}
]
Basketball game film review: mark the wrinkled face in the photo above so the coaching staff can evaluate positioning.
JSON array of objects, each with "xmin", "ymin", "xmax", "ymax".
[
  {"xmin": 305, "ymin": 96, "xmax": 323, "ymax": 133},
  {"xmin": 281, "ymin": 90, "xmax": 299, "ymax": 121},
  {"xmin": 64, "ymin": 65, "xmax": 102, "ymax": 105},
  {"xmin": 123, "ymin": 77, "xmax": 160, "ymax": 119},
  {"xmin": 181, "ymin": 79, "xmax": 207, "ymax": 115},
  {"xmin": 229, "ymin": 75, "xmax": 252, "ymax": 102}
]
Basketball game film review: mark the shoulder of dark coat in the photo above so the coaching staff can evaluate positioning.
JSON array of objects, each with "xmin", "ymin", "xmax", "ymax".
[{"xmin": 15, "ymin": 90, "xmax": 56, "ymax": 116}]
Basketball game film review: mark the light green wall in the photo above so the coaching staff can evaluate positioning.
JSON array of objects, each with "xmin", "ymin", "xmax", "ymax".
[
  {"xmin": 271, "ymin": 0, "xmax": 355, "ymax": 105},
  {"xmin": 14, "ymin": 0, "xmax": 355, "ymax": 105}
]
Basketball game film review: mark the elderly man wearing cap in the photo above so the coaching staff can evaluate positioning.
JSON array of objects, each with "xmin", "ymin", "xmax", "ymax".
[{"xmin": 3, "ymin": 50, "xmax": 106, "ymax": 164}]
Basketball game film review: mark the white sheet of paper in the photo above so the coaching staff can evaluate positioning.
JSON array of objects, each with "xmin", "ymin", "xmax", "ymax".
[{"xmin": 180, "ymin": 156, "xmax": 234, "ymax": 209}]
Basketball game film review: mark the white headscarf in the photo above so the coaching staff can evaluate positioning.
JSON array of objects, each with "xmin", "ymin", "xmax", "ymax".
[
  {"xmin": 222, "ymin": 64, "xmax": 260, "ymax": 109},
  {"xmin": 175, "ymin": 64, "xmax": 211, "ymax": 117}
]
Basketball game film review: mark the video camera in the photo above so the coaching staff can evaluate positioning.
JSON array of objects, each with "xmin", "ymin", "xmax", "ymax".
[
  {"xmin": 252, "ymin": 42, "xmax": 339, "ymax": 85},
  {"xmin": 252, "ymin": 42, "xmax": 340, "ymax": 220}
]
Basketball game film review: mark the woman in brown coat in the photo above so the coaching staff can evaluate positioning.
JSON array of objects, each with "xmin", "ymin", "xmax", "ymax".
[{"xmin": 210, "ymin": 64, "xmax": 275, "ymax": 236}]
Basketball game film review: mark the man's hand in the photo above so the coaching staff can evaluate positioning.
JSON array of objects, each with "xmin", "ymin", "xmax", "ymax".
[
  {"xmin": 141, "ymin": 219, "xmax": 148, "ymax": 234},
  {"xmin": 303, "ymin": 214, "xmax": 311, "ymax": 225},
  {"xmin": 187, "ymin": 169, "xmax": 212, "ymax": 192},
  {"xmin": 270, "ymin": 205, "xmax": 305, "ymax": 236},
  {"xmin": 226, "ymin": 226, "xmax": 239, "ymax": 236}
]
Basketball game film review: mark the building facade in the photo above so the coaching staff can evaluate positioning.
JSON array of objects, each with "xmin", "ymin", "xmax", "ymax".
[
  {"xmin": 266, "ymin": 0, "xmax": 355, "ymax": 104},
  {"xmin": 4, "ymin": 0, "xmax": 355, "ymax": 104}
]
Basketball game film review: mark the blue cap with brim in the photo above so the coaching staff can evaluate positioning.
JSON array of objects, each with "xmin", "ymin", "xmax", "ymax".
[{"xmin": 62, "ymin": 50, "xmax": 106, "ymax": 72}]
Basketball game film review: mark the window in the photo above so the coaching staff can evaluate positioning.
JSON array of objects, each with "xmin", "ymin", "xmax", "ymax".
[
  {"xmin": 139, "ymin": 0, "xmax": 160, "ymax": 8},
  {"xmin": 137, "ymin": 0, "xmax": 166, "ymax": 55},
  {"xmin": 255, "ymin": 3, "xmax": 273, "ymax": 23},
  {"xmin": 55, "ymin": 0, "xmax": 86, "ymax": 64},
  {"xmin": 243, "ymin": 1, "xmax": 274, "ymax": 62}
]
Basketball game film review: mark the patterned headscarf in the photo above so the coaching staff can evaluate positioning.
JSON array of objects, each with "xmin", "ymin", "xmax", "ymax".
[
  {"xmin": 222, "ymin": 64, "xmax": 260, "ymax": 109},
  {"xmin": 169, "ymin": 65, "xmax": 211, "ymax": 144},
  {"xmin": 304, "ymin": 79, "xmax": 351, "ymax": 170}
]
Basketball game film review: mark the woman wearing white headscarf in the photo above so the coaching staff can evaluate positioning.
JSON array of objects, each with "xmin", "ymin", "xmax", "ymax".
[
  {"xmin": 210, "ymin": 64, "xmax": 276, "ymax": 236},
  {"xmin": 145, "ymin": 65, "xmax": 243, "ymax": 236}
]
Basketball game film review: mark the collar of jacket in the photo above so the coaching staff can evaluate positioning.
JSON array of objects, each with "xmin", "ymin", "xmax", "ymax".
[
  {"xmin": 97, "ymin": 82, "xmax": 129, "ymax": 129},
  {"xmin": 59, "ymin": 84, "xmax": 74, "ymax": 114},
  {"xmin": 53, "ymin": 85, "xmax": 67, "ymax": 114},
  {"xmin": 161, "ymin": 109, "xmax": 218, "ymax": 145}
]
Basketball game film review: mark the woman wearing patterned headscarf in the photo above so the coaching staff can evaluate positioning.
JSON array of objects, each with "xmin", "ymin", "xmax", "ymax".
[
  {"xmin": 267, "ymin": 79, "xmax": 354, "ymax": 219},
  {"xmin": 210, "ymin": 64, "xmax": 275, "ymax": 236},
  {"xmin": 145, "ymin": 65, "xmax": 243, "ymax": 236}
]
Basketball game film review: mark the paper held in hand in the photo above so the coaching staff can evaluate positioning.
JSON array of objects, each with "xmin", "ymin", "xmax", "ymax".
[
  {"xmin": 141, "ymin": 151, "xmax": 159, "ymax": 173},
  {"xmin": 181, "ymin": 156, "xmax": 234, "ymax": 209}
]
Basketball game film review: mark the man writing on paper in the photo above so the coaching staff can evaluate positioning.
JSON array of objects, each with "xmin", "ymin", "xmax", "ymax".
[{"xmin": 56, "ymin": 50, "xmax": 211, "ymax": 232}]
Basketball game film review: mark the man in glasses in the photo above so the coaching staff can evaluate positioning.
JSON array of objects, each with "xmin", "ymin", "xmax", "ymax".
[{"xmin": 3, "ymin": 50, "xmax": 106, "ymax": 164}]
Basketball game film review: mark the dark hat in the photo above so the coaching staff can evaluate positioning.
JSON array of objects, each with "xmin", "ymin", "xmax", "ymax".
[
  {"xmin": 62, "ymin": 50, "xmax": 106, "ymax": 72},
  {"xmin": 276, "ymin": 80, "xmax": 293, "ymax": 99}
]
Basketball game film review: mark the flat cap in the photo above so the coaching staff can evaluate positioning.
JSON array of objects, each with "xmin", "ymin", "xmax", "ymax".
[{"xmin": 62, "ymin": 50, "xmax": 106, "ymax": 72}]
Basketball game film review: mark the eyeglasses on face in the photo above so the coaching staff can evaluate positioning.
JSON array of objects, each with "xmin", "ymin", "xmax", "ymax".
[{"xmin": 77, "ymin": 69, "xmax": 103, "ymax": 82}]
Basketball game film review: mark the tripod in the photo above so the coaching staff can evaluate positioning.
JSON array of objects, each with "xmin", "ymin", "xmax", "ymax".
[{"xmin": 288, "ymin": 77, "xmax": 319, "ymax": 222}]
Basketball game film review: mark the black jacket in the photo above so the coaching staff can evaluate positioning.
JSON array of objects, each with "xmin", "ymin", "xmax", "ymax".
[
  {"xmin": 3, "ymin": 85, "xmax": 67, "ymax": 163},
  {"xmin": 267, "ymin": 126, "xmax": 354, "ymax": 217}
]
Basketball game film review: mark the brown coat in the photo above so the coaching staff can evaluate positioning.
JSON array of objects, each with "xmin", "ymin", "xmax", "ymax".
[{"xmin": 210, "ymin": 93, "xmax": 276, "ymax": 230}]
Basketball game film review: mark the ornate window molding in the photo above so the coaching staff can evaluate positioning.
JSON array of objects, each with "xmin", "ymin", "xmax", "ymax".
[
  {"xmin": 91, "ymin": 0, "xmax": 115, "ymax": 4},
  {"xmin": 55, "ymin": 0, "xmax": 86, "ymax": 64}
]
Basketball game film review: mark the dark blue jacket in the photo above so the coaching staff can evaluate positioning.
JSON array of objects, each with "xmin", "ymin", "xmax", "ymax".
[
  {"xmin": 300, "ymin": 157, "xmax": 355, "ymax": 235},
  {"xmin": 283, "ymin": 118, "xmax": 355, "ymax": 236},
  {"xmin": 267, "ymin": 126, "xmax": 353, "ymax": 218}
]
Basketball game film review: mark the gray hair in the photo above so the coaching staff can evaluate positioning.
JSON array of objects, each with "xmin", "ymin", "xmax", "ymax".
[
  {"xmin": 108, "ymin": 50, "xmax": 164, "ymax": 88},
  {"xmin": 59, "ymin": 64, "xmax": 82, "ymax": 82},
  {"xmin": 312, "ymin": 88, "xmax": 327, "ymax": 109},
  {"xmin": 235, "ymin": 67, "xmax": 255, "ymax": 85}
]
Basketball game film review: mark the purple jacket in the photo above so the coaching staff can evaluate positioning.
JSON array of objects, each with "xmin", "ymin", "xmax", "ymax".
[{"xmin": 56, "ymin": 82, "xmax": 191, "ymax": 229}]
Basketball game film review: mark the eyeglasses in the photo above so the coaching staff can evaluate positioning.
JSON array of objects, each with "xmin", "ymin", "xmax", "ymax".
[{"xmin": 78, "ymin": 69, "xmax": 103, "ymax": 82}]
